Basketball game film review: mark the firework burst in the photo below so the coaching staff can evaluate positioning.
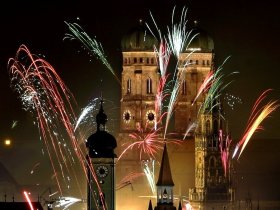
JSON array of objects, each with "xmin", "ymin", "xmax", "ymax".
[
  {"xmin": 64, "ymin": 21, "xmax": 120, "ymax": 84},
  {"xmin": 232, "ymin": 89, "xmax": 279, "ymax": 159}
]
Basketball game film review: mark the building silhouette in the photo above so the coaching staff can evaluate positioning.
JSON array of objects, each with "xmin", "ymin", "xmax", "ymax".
[{"xmin": 87, "ymin": 99, "xmax": 117, "ymax": 210}]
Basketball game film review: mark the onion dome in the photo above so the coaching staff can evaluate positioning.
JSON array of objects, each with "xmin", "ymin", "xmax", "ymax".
[
  {"xmin": 121, "ymin": 19, "xmax": 158, "ymax": 51},
  {"xmin": 86, "ymin": 99, "xmax": 117, "ymax": 158},
  {"xmin": 186, "ymin": 21, "xmax": 214, "ymax": 52}
]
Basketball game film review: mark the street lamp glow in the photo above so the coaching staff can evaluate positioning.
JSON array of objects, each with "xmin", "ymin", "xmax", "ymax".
[{"xmin": 4, "ymin": 139, "xmax": 11, "ymax": 146}]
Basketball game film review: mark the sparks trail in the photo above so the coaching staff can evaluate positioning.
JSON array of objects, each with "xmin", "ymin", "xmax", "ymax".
[
  {"xmin": 118, "ymin": 116, "xmax": 182, "ymax": 161},
  {"xmin": 198, "ymin": 56, "xmax": 238, "ymax": 115},
  {"xmin": 147, "ymin": 6, "xmax": 197, "ymax": 138},
  {"xmin": 7, "ymin": 45, "xmax": 98, "ymax": 203},
  {"xmin": 232, "ymin": 89, "xmax": 280, "ymax": 159},
  {"xmin": 218, "ymin": 129, "xmax": 232, "ymax": 177},
  {"xmin": 8, "ymin": 46, "xmax": 113, "ymax": 209},
  {"xmin": 142, "ymin": 159, "xmax": 156, "ymax": 195},
  {"xmin": 118, "ymin": 125, "xmax": 165, "ymax": 161},
  {"xmin": 64, "ymin": 21, "xmax": 120, "ymax": 84},
  {"xmin": 116, "ymin": 172, "xmax": 145, "ymax": 191},
  {"xmin": 74, "ymin": 97, "xmax": 99, "ymax": 134}
]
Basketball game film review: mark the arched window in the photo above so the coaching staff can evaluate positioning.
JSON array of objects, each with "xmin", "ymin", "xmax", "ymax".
[
  {"xmin": 182, "ymin": 80, "xmax": 187, "ymax": 95},
  {"xmin": 206, "ymin": 120, "xmax": 210, "ymax": 135},
  {"xmin": 213, "ymin": 119, "xmax": 218, "ymax": 134},
  {"xmin": 209, "ymin": 156, "xmax": 216, "ymax": 176},
  {"xmin": 127, "ymin": 78, "xmax": 131, "ymax": 94},
  {"xmin": 210, "ymin": 157, "xmax": 215, "ymax": 168},
  {"xmin": 146, "ymin": 77, "xmax": 152, "ymax": 94}
]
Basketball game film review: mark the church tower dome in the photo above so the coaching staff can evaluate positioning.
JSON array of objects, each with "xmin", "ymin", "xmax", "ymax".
[
  {"xmin": 185, "ymin": 21, "xmax": 214, "ymax": 52},
  {"xmin": 121, "ymin": 19, "xmax": 158, "ymax": 52},
  {"xmin": 86, "ymin": 99, "xmax": 117, "ymax": 158}
]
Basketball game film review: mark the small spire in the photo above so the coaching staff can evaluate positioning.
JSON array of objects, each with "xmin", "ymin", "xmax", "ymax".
[
  {"xmin": 96, "ymin": 94, "xmax": 107, "ymax": 131},
  {"xmin": 148, "ymin": 199, "xmax": 153, "ymax": 210},
  {"xmin": 178, "ymin": 200, "xmax": 182, "ymax": 210},
  {"xmin": 156, "ymin": 143, "xmax": 174, "ymax": 186}
]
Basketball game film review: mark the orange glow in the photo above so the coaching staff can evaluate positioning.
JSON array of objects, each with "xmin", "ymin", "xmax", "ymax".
[{"xmin": 4, "ymin": 139, "xmax": 11, "ymax": 146}]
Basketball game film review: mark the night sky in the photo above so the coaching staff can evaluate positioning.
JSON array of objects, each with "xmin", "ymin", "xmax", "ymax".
[{"xmin": 0, "ymin": 0, "xmax": 280, "ymax": 207}]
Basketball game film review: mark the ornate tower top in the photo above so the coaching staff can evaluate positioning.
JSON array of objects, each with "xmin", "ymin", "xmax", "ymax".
[
  {"xmin": 86, "ymin": 98, "xmax": 117, "ymax": 158},
  {"xmin": 96, "ymin": 98, "xmax": 107, "ymax": 131}
]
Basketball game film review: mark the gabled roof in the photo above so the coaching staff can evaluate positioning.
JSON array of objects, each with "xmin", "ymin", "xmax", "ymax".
[{"xmin": 156, "ymin": 144, "xmax": 174, "ymax": 186}]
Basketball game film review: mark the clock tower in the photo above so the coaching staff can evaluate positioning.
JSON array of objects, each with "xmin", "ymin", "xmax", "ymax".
[{"xmin": 86, "ymin": 99, "xmax": 117, "ymax": 210}]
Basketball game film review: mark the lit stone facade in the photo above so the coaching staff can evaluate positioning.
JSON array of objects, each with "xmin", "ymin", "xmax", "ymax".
[{"xmin": 116, "ymin": 22, "xmax": 234, "ymax": 210}]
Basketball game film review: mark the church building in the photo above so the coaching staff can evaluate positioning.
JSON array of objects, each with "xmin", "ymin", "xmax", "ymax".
[{"xmin": 94, "ymin": 19, "xmax": 235, "ymax": 210}]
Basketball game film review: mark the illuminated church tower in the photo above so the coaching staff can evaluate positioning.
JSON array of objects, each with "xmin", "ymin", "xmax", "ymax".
[
  {"xmin": 116, "ymin": 20, "xmax": 160, "ymax": 209},
  {"xmin": 175, "ymin": 24, "xmax": 214, "ymax": 136},
  {"xmin": 119, "ymin": 19, "xmax": 159, "ymax": 135}
]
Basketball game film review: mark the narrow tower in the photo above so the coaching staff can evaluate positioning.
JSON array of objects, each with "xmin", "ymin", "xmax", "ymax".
[
  {"xmin": 154, "ymin": 144, "xmax": 176, "ymax": 210},
  {"xmin": 189, "ymin": 101, "xmax": 234, "ymax": 209},
  {"xmin": 86, "ymin": 99, "xmax": 117, "ymax": 210}
]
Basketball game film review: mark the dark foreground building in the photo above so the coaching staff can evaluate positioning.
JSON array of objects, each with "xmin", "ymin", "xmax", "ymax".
[{"xmin": 0, "ymin": 201, "xmax": 43, "ymax": 210}]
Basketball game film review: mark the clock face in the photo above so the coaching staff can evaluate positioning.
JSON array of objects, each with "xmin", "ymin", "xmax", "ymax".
[
  {"xmin": 146, "ymin": 110, "xmax": 156, "ymax": 123},
  {"xmin": 96, "ymin": 165, "xmax": 109, "ymax": 178},
  {"xmin": 123, "ymin": 110, "xmax": 131, "ymax": 123}
]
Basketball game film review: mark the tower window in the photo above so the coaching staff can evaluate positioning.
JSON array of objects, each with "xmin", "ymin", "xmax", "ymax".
[
  {"xmin": 146, "ymin": 77, "xmax": 152, "ymax": 94},
  {"xmin": 140, "ymin": 58, "xmax": 143, "ymax": 63},
  {"xmin": 124, "ymin": 58, "xmax": 127, "ymax": 64},
  {"xmin": 134, "ymin": 58, "xmax": 137, "ymax": 63},
  {"xmin": 196, "ymin": 60, "xmax": 199, "ymax": 65},
  {"xmin": 182, "ymin": 80, "xmax": 187, "ymax": 95},
  {"xmin": 213, "ymin": 119, "xmax": 218, "ymax": 135},
  {"xmin": 207, "ymin": 60, "xmax": 210, "ymax": 66},
  {"xmin": 202, "ymin": 60, "xmax": 205, "ymax": 65},
  {"xmin": 151, "ymin": 58, "xmax": 154, "ymax": 64},
  {"xmin": 127, "ymin": 78, "xmax": 131, "ymax": 94},
  {"xmin": 147, "ymin": 58, "xmax": 149, "ymax": 64},
  {"xmin": 191, "ymin": 72, "xmax": 197, "ymax": 82},
  {"xmin": 206, "ymin": 120, "xmax": 210, "ymax": 135}
]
